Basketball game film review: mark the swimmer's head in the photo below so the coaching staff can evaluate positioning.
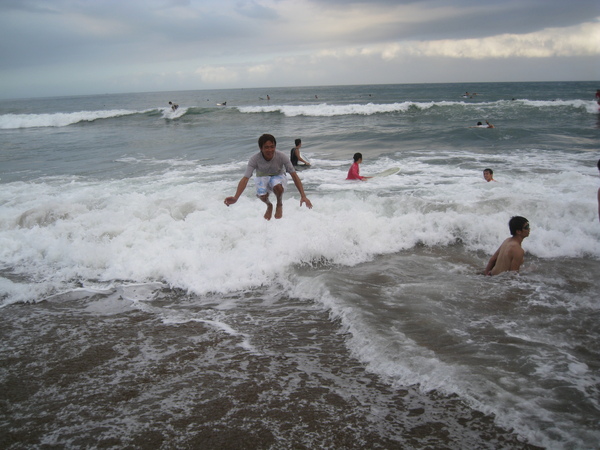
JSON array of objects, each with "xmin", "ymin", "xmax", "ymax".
[
  {"xmin": 483, "ymin": 168, "xmax": 494, "ymax": 182},
  {"xmin": 509, "ymin": 216, "xmax": 529, "ymax": 236},
  {"xmin": 353, "ymin": 152, "xmax": 363, "ymax": 162}
]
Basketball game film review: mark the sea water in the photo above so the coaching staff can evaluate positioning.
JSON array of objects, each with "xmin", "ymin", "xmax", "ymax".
[{"xmin": 0, "ymin": 82, "xmax": 599, "ymax": 449}]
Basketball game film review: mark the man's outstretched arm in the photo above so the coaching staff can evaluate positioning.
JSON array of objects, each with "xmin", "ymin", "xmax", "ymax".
[
  {"xmin": 224, "ymin": 177, "xmax": 250, "ymax": 206},
  {"xmin": 290, "ymin": 172, "xmax": 312, "ymax": 209}
]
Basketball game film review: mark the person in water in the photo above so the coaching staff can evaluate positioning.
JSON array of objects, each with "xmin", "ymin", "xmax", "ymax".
[
  {"xmin": 290, "ymin": 139, "xmax": 310, "ymax": 166},
  {"xmin": 484, "ymin": 216, "xmax": 530, "ymax": 275},
  {"xmin": 346, "ymin": 152, "xmax": 371, "ymax": 181},
  {"xmin": 168, "ymin": 101, "xmax": 179, "ymax": 111},
  {"xmin": 597, "ymin": 159, "xmax": 600, "ymax": 223},
  {"xmin": 471, "ymin": 121, "xmax": 494, "ymax": 128},
  {"xmin": 224, "ymin": 134, "xmax": 313, "ymax": 220},
  {"xmin": 483, "ymin": 168, "xmax": 496, "ymax": 182}
]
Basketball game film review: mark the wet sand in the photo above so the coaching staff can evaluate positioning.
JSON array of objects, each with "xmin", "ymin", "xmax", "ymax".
[{"xmin": 0, "ymin": 289, "xmax": 541, "ymax": 449}]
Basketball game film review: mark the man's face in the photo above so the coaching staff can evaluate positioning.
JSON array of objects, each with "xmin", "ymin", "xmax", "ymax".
[
  {"xmin": 521, "ymin": 222, "xmax": 530, "ymax": 238},
  {"xmin": 261, "ymin": 141, "xmax": 276, "ymax": 161},
  {"xmin": 483, "ymin": 171, "xmax": 493, "ymax": 182}
]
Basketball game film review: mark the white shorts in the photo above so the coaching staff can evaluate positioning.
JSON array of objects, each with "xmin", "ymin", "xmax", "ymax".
[{"xmin": 255, "ymin": 174, "xmax": 287, "ymax": 196}]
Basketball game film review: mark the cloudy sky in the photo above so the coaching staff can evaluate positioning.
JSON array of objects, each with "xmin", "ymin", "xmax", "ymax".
[{"xmin": 1, "ymin": 0, "xmax": 599, "ymax": 99}]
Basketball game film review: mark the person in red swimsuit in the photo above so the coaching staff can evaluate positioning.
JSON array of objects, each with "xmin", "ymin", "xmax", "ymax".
[{"xmin": 346, "ymin": 152, "xmax": 371, "ymax": 181}]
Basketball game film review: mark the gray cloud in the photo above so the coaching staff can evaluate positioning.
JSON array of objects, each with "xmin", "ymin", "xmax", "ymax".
[{"xmin": 0, "ymin": 0, "xmax": 598, "ymax": 98}]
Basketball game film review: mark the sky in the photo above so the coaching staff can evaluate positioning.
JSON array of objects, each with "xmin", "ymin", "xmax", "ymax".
[{"xmin": 0, "ymin": 0, "xmax": 599, "ymax": 99}]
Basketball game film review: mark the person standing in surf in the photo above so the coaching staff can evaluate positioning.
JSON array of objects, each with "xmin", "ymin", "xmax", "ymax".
[
  {"xmin": 484, "ymin": 216, "xmax": 530, "ymax": 275},
  {"xmin": 224, "ymin": 134, "xmax": 313, "ymax": 220},
  {"xmin": 346, "ymin": 153, "xmax": 371, "ymax": 181},
  {"xmin": 597, "ymin": 159, "xmax": 600, "ymax": 223},
  {"xmin": 290, "ymin": 138, "xmax": 311, "ymax": 167}
]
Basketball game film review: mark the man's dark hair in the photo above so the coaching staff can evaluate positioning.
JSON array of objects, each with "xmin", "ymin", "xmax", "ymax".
[
  {"xmin": 353, "ymin": 152, "xmax": 363, "ymax": 162},
  {"xmin": 258, "ymin": 134, "xmax": 276, "ymax": 149},
  {"xmin": 295, "ymin": 138, "xmax": 301, "ymax": 146},
  {"xmin": 483, "ymin": 168, "xmax": 493, "ymax": 175},
  {"xmin": 509, "ymin": 216, "xmax": 529, "ymax": 236}
]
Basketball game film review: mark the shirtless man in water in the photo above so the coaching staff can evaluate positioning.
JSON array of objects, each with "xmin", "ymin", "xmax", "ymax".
[
  {"xmin": 484, "ymin": 216, "xmax": 530, "ymax": 275},
  {"xmin": 224, "ymin": 134, "xmax": 312, "ymax": 220}
]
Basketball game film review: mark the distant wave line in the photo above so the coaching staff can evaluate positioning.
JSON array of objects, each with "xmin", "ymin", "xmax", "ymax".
[
  {"xmin": 0, "ymin": 109, "xmax": 147, "ymax": 129},
  {"xmin": 1, "ymin": 99, "xmax": 595, "ymax": 129},
  {"xmin": 0, "ymin": 107, "xmax": 214, "ymax": 129},
  {"xmin": 236, "ymin": 99, "xmax": 597, "ymax": 117}
]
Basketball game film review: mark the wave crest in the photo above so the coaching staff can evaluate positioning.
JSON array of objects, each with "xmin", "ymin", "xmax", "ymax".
[{"xmin": 0, "ymin": 109, "xmax": 143, "ymax": 129}]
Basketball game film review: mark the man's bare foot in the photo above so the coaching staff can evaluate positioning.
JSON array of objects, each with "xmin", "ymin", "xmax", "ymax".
[
  {"xmin": 275, "ymin": 203, "xmax": 283, "ymax": 219},
  {"xmin": 264, "ymin": 203, "xmax": 273, "ymax": 220}
]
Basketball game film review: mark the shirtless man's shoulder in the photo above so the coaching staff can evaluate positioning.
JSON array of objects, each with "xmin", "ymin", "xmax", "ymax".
[{"xmin": 490, "ymin": 237, "xmax": 524, "ymax": 275}]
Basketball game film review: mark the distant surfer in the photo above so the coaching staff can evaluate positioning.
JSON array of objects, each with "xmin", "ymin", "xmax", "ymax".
[
  {"xmin": 470, "ymin": 121, "xmax": 494, "ymax": 128},
  {"xmin": 346, "ymin": 153, "xmax": 371, "ymax": 181},
  {"xmin": 290, "ymin": 138, "xmax": 310, "ymax": 167},
  {"xmin": 483, "ymin": 168, "xmax": 496, "ymax": 182},
  {"xmin": 484, "ymin": 216, "xmax": 530, "ymax": 276},
  {"xmin": 168, "ymin": 101, "xmax": 179, "ymax": 111},
  {"xmin": 217, "ymin": 101, "xmax": 227, "ymax": 106},
  {"xmin": 224, "ymin": 134, "xmax": 312, "ymax": 220}
]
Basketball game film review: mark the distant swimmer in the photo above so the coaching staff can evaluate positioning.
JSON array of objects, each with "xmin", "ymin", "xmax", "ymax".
[
  {"xmin": 267, "ymin": 95, "xmax": 270, "ymax": 101},
  {"xmin": 346, "ymin": 152, "xmax": 371, "ymax": 181},
  {"xmin": 595, "ymin": 90, "xmax": 600, "ymax": 101},
  {"xmin": 483, "ymin": 168, "xmax": 496, "ymax": 182},
  {"xmin": 290, "ymin": 138, "xmax": 310, "ymax": 167},
  {"xmin": 216, "ymin": 102, "xmax": 227, "ymax": 106},
  {"xmin": 168, "ymin": 101, "xmax": 179, "ymax": 111},
  {"xmin": 470, "ymin": 121, "xmax": 494, "ymax": 128},
  {"xmin": 597, "ymin": 159, "xmax": 600, "ymax": 223},
  {"xmin": 224, "ymin": 134, "xmax": 312, "ymax": 220},
  {"xmin": 484, "ymin": 216, "xmax": 530, "ymax": 276}
]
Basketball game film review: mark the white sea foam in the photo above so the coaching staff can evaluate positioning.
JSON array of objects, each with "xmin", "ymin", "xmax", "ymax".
[
  {"xmin": 161, "ymin": 106, "xmax": 187, "ymax": 119},
  {"xmin": 238, "ymin": 102, "xmax": 439, "ymax": 117},
  {"xmin": 520, "ymin": 98, "xmax": 599, "ymax": 113},
  {"xmin": 0, "ymin": 109, "xmax": 146, "ymax": 129},
  {"xmin": 1, "ymin": 148, "xmax": 598, "ymax": 307}
]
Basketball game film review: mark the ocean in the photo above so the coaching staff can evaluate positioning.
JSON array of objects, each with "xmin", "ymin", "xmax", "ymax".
[{"xmin": 1, "ymin": 81, "xmax": 599, "ymax": 449}]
